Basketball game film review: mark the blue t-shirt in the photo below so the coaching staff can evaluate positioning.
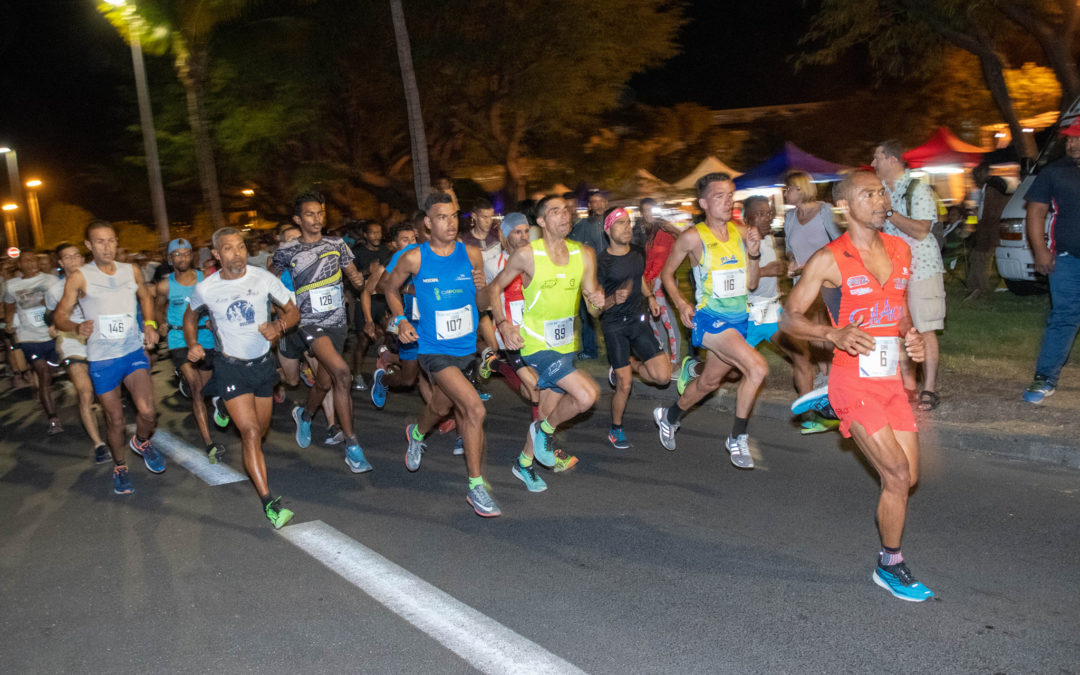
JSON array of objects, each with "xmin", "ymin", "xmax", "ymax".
[
  {"xmin": 413, "ymin": 242, "xmax": 478, "ymax": 357},
  {"xmin": 1027, "ymin": 157, "xmax": 1080, "ymax": 257},
  {"xmin": 167, "ymin": 271, "xmax": 215, "ymax": 350}
]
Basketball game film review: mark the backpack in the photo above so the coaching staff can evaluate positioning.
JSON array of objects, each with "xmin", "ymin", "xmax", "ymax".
[{"xmin": 903, "ymin": 179, "xmax": 945, "ymax": 249}]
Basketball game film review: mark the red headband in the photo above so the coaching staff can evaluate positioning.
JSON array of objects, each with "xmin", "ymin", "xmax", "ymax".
[{"xmin": 604, "ymin": 207, "xmax": 629, "ymax": 232}]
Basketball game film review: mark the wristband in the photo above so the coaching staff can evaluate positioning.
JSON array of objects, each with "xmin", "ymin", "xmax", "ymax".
[
  {"xmin": 144, "ymin": 320, "xmax": 157, "ymax": 329},
  {"xmin": 747, "ymin": 253, "xmax": 761, "ymax": 260}
]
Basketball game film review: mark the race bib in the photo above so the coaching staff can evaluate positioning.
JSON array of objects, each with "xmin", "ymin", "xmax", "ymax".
[
  {"xmin": 859, "ymin": 336, "xmax": 899, "ymax": 378},
  {"xmin": 748, "ymin": 300, "xmax": 780, "ymax": 325},
  {"xmin": 25, "ymin": 306, "xmax": 46, "ymax": 328},
  {"xmin": 712, "ymin": 268, "xmax": 746, "ymax": 299},
  {"xmin": 98, "ymin": 313, "xmax": 134, "ymax": 341},
  {"xmin": 435, "ymin": 306, "xmax": 472, "ymax": 340},
  {"xmin": 309, "ymin": 285, "xmax": 343, "ymax": 313},
  {"xmin": 508, "ymin": 300, "xmax": 524, "ymax": 326},
  {"xmin": 544, "ymin": 316, "xmax": 574, "ymax": 348},
  {"xmin": 410, "ymin": 296, "xmax": 420, "ymax": 321}
]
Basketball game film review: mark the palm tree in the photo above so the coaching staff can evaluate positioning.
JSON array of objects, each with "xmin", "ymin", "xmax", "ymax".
[{"xmin": 389, "ymin": 0, "xmax": 431, "ymax": 209}]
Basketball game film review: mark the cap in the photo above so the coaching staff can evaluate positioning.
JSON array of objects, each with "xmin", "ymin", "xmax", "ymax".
[
  {"xmin": 167, "ymin": 238, "xmax": 192, "ymax": 255},
  {"xmin": 1059, "ymin": 119, "xmax": 1080, "ymax": 137},
  {"xmin": 500, "ymin": 212, "xmax": 529, "ymax": 238}
]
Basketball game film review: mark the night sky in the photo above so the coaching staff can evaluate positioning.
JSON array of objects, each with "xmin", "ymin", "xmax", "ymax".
[{"xmin": 0, "ymin": 0, "xmax": 861, "ymax": 211}]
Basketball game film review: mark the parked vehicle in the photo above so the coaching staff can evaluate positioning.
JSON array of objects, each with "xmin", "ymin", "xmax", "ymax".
[{"xmin": 995, "ymin": 96, "xmax": 1080, "ymax": 295}]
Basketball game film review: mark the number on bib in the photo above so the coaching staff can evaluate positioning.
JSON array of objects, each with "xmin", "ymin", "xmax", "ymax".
[
  {"xmin": 544, "ymin": 316, "xmax": 574, "ymax": 348},
  {"xmin": 98, "ymin": 313, "xmax": 134, "ymax": 341},
  {"xmin": 507, "ymin": 300, "xmax": 524, "ymax": 326},
  {"xmin": 309, "ymin": 285, "xmax": 343, "ymax": 313},
  {"xmin": 859, "ymin": 336, "xmax": 899, "ymax": 378},
  {"xmin": 25, "ymin": 306, "xmax": 47, "ymax": 328},
  {"xmin": 711, "ymin": 268, "xmax": 746, "ymax": 299},
  {"xmin": 435, "ymin": 306, "xmax": 473, "ymax": 340}
]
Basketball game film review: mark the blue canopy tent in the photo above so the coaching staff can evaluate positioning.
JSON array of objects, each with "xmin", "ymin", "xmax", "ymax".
[{"xmin": 733, "ymin": 142, "xmax": 851, "ymax": 189}]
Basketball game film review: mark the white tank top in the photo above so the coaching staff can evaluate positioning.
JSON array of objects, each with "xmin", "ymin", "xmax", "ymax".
[{"xmin": 79, "ymin": 261, "xmax": 144, "ymax": 361}]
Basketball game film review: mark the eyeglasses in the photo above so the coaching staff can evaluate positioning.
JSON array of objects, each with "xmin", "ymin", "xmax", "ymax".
[{"xmin": 783, "ymin": 185, "xmax": 799, "ymax": 191}]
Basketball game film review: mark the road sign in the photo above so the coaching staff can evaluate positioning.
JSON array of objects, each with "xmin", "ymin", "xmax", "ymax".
[{"xmin": 7, "ymin": 247, "xmax": 19, "ymax": 258}]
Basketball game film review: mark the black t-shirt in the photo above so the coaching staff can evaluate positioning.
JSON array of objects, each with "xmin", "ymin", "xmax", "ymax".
[
  {"xmin": 597, "ymin": 245, "xmax": 646, "ymax": 325},
  {"xmin": 352, "ymin": 244, "xmax": 388, "ymax": 280}
]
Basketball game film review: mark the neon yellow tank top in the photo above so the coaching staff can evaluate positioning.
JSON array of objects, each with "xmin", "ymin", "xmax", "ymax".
[
  {"xmin": 521, "ymin": 239, "xmax": 584, "ymax": 356},
  {"xmin": 692, "ymin": 221, "xmax": 748, "ymax": 316}
]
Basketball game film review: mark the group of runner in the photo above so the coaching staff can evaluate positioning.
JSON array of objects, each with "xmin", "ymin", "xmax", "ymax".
[{"xmin": 3, "ymin": 171, "xmax": 935, "ymax": 602}]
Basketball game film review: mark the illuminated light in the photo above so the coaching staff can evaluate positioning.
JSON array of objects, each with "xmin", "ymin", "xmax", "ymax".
[
  {"xmin": 0, "ymin": 147, "xmax": 10, "ymax": 154},
  {"xmin": 994, "ymin": 132, "xmax": 1007, "ymax": 138},
  {"xmin": 25, "ymin": 179, "xmax": 42, "ymax": 188},
  {"xmin": 1022, "ymin": 128, "xmax": 1034, "ymax": 133},
  {"xmin": 105, "ymin": 0, "xmax": 126, "ymax": 6},
  {"xmin": 922, "ymin": 166, "xmax": 965, "ymax": 175},
  {"xmin": 241, "ymin": 189, "xmax": 255, "ymax": 196},
  {"xmin": 2, "ymin": 203, "xmax": 17, "ymax": 211}
]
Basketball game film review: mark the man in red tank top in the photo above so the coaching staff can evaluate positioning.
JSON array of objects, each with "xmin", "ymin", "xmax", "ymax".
[{"xmin": 781, "ymin": 170, "xmax": 934, "ymax": 603}]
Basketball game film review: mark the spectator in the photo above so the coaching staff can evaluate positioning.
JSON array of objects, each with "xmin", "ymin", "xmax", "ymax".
[
  {"xmin": 783, "ymin": 170, "xmax": 841, "ymax": 278},
  {"xmin": 568, "ymin": 189, "xmax": 608, "ymax": 359},
  {"xmin": 967, "ymin": 163, "xmax": 1009, "ymax": 300}
]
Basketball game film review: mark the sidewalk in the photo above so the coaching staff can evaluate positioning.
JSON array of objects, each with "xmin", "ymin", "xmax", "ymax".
[{"xmin": 572, "ymin": 354, "xmax": 1080, "ymax": 470}]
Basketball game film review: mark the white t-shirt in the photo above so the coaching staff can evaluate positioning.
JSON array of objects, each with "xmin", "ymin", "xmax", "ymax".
[
  {"xmin": 748, "ymin": 234, "xmax": 782, "ymax": 325},
  {"xmin": 4, "ymin": 273, "xmax": 61, "ymax": 343},
  {"xmin": 45, "ymin": 278, "xmax": 87, "ymax": 360},
  {"xmin": 187, "ymin": 266, "xmax": 294, "ymax": 360}
]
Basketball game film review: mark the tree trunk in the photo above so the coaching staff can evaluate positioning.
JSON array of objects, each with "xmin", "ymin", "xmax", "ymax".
[
  {"xmin": 976, "ymin": 51, "xmax": 1039, "ymax": 160},
  {"xmin": 175, "ymin": 41, "xmax": 226, "ymax": 230},
  {"xmin": 993, "ymin": 0, "xmax": 1080, "ymax": 107},
  {"xmin": 389, "ymin": 0, "xmax": 431, "ymax": 210}
]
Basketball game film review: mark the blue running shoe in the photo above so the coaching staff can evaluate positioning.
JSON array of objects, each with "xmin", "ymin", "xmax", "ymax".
[
  {"xmin": 453, "ymin": 436, "xmax": 464, "ymax": 456},
  {"xmin": 94, "ymin": 443, "xmax": 111, "ymax": 464},
  {"xmin": 405, "ymin": 424, "xmax": 425, "ymax": 472},
  {"xmin": 791, "ymin": 385, "xmax": 835, "ymax": 417},
  {"xmin": 676, "ymin": 356, "xmax": 699, "ymax": 396},
  {"xmin": 873, "ymin": 561, "xmax": 934, "ymax": 602},
  {"xmin": 1022, "ymin": 375, "xmax": 1055, "ymax": 404},
  {"xmin": 608, "ymin": 427, "xmax": 631, "ymax": 450},
  {"xmin": 345, "ymin": 439, "xmax": 373, "ymax": 473},
  {"xmin": 529, "ymin": 420, "xmax": 556, "ymax": 468},
  {"xmin": 129, "ymin": 436, "xmax": 166, "ymax": 473},
  {"xmin": 113, "ymin": 465, "xmax": 133, "ymax": 495},
  {"xmin": 477, "ymin": 390, "xmax": 492, "ymax": 402},
  {"xmin": 466, "ymin": 484, "xmax": 501, "ymax": 517},
  {"xmin": 371, "ymin": 368, "xmax": 388, "ymax": 409},
  {"xmin": 292, "ymin": 405, "xmax": 312, "ymax": 449},
  {"xmin": 512, "ymin": 461, "xmax": 547, "ymax": 492}
]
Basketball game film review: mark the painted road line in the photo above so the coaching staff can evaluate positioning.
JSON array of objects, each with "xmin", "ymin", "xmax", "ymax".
[
  {"xmin": 148, "ymin": 429, "xmax": 246, "ymax": 486},
  {"xmin": 280, "ymin": 521, "xmax": 587, "ymax": 675}
]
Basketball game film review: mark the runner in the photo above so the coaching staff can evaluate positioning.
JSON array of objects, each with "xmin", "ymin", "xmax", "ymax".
[
  {"xmin": 597, "ymin": 208, "xmax": 671, "ymax": 449},
  {"xmin": 780, "ymin": 169, "xmax": 933, "ymax": 602},
  {"xmin": 4, "ymin": 250, "xmax": 63, "ymax": 433},
  {"xmin": 45, "ymin": 243, "xmax": 108, "ymax": 461},
  {"xmin": 486, "ymin": 195, "xmax": 604, "ymax": 493},
  {"xmin": 185, "ymin": 227, "xmax": 300, "ymax": 528},
  {"xmin": 653, "ymin": 172, "xmax": 766, "ymax": 469},
  {"xmin": 54, "ymin": 220, "xmax": 165, "ymax": 495},
  {"xmin": 154, "ymin": 238, "xmax": 225, "ymax": 462},
  {"xmin": 270, "ymin": 191, "xmax": 371, "ymax": 473},
  {"xmin": 383, "ymin": 193, "xmax": 498, "ymax": 516}
]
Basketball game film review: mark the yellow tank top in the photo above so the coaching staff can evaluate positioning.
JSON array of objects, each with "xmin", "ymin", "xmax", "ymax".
[
  {"xmin": 692, "ymin": 221, "xmax": 748, "ymax": 317},
  {"xmin": 521, "ymin": 239, "xmax": 584, "ymax": 356}
]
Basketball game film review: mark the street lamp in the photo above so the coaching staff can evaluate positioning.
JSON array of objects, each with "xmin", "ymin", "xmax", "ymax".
[
  {"xmin": 241, "ymin": 189, "xmax": 256, "ymax": 226},
  {"xmin": 0, "ymin": 147, "xmax": 24, "ymax": 238},
  {"xmin": 105, "ymin": 0, "xmax": 170, "ymax": 245},
  {"xmin": 24, "ymin": 179, "xmax": 44, "ymax": 247},
  {"xmin": 2, "ymin": 203, "xmax": 18, "ymax": 248}
]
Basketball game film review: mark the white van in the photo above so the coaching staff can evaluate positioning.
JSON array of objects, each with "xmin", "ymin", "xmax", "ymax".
[{"xmin": 995, "ymin": 96, "xmax": 1080, "ymax": 294}]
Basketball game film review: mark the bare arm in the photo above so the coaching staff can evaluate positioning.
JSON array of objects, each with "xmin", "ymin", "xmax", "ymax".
[
  {"xmin": 888, "ymin": 210, "xmax": 932, "ymax": 241},
  {"xmin": 642, "ymin": 275, "xmax": 660, "ymax": 317},
  {"xmin": 361, "ymin": 264, "xmax": 383, "ymax": 338},
  {"xmin": 383, "ymin": 248, "xmax": 422, "ymax": 343},
  {"xmin": 780, "ymin": 248, "xmax": 872, "ymax": 357},
  {"xmin": 54, "ymin": 269, "xmax": 87, "ymax": 335},
  {"xmin": 1026, "ymin": 201, "xmax": 1054, "ymax": 275},
  {"xmin": 465, "ymin": 246, "xmax": 490, "ymax": 311},
  {"xmin": 580, "ymin": 245, "xmax": 605, "ymax": 318},
  {"xmin": 660, "ymin": 228, "xmax": 699, "ymax": 328},
  {"xmin": 132, "ymin": 265, "xmax": 158, "ymax": 347},
  {"xmin": 342, "ymin": 262, "xmax": 365, "ymax": 289},
  {"xmin": 154, "ymin": 278, "xmax": 170, "ymax": 338},
  {"xmin": 739, "ymin": 223, "xmax": 762, "ymax": 291},
  {"xmin": 487, "ymin": 246, "xmax": 534, "ymax": 350}
]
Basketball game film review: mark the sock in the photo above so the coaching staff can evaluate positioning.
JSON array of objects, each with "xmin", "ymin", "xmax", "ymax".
[
  {"xmin": 260, "ymin": 494, "xmax": 274, "ymax": 509},
  {"xmin": 410, "ymin": 425, "xmax": 425, "ymax": 442},
  {"xmin": 880, "ymin": 546, "xmax": 903, "ymax": 566},
  {"xmin": 731, "ymin": 416, "xmax": 748, "ymax": 438},
  {"xmin": 667, "ymin": 403, "xmax": 684, "ymax": 424},
  {"xmin": 518, "ymin": 452, "xmax": 533, "ymax": 468},
  {"xmin": 539, "ymin": 419, "xmax": 555, "ymax": 435},
  {"xmin": 301, "ymin": 410, "xmax": 311, "ymax": 423},
  {"xmin": 468, "ymin": 476, "xmax": 484, "ymax": 490},
  {"xmin": 135, "ymin": 435, "xmax": 148, "ymax": 444},
  {"xmin": 114, "ymin": 461, "xmax": 126, "ymax": 468},
  {"xmin": 610, "ymin": 424, "xmax": 623, "ymax": 431}
]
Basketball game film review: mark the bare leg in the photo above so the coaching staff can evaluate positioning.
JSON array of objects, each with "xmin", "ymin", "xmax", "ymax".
[
  {"xmin": 181, "ymin": 362, "xmax": 213, "ymax": 445},
  {"xmin": 846, "ymin": 425, "xmax": 920, "ymax": 549},
  {"xmin": 68, "ymin": 362, "xmax": 103, "ymax": 446}
]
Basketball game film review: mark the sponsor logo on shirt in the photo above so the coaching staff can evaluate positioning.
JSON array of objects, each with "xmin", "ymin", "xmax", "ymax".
[
  {"xmin": 850, "ymin": 287, "xmax": 872, "ymax": 296},
  {"xmin": 848, "ymin": 299, "xmax": 903, "ymax": 328},
  {"xmin": 847, "ymin": 275, "xmax": 870, "ymax": 287},
  {"xmin": 894, "ymin": 278, "xmax": 908, "ymax": 290}
]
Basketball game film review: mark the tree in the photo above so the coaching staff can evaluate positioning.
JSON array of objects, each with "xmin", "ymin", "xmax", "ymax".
[{"xmin": 389, "ymin": 0, "xmax": 431, "ymax": 209}]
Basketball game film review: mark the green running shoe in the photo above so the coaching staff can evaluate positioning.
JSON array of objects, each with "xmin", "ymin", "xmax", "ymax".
[
  {"xmin": 212, "ymin": 396, "xmax": 230, "ymax": 428},
  {"xmin": 676, "ymin": 356, "xmax": 699, "ymax": 396},
  {"xmin": 265, "ymin": 497, "xmax": 294, "ymax": 529}
]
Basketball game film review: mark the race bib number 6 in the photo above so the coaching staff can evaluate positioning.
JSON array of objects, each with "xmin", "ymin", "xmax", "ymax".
[
  {"xmin": 859, "ymin": 336, "xmax": 899, "ymax": 378},
  {"xmin": 544, "ymin": 316, "xmax": 574, "ymax": 348}
]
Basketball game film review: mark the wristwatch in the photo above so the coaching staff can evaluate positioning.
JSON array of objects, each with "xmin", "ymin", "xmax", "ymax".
[{"xmin": 885, "ymin": 209, "xmax": 895, "ymax": 219}]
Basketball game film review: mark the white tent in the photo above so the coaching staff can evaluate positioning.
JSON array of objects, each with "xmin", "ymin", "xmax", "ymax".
[{"xmin": 672, "ymin": 156, "xmax": 743, "ymax": 191}]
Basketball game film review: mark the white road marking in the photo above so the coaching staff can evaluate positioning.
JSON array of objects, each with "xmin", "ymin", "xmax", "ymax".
[
  {"xmin": 149, "ymin": 429, "xmax": 247, "ymax": 485},
  {"xmin": 280, "ymin": 520, "xmax": 587, "ymax": 675}
]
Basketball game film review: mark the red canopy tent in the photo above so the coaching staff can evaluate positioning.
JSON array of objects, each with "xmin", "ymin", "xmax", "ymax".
[{"xmin": 902, "ymin": 127, "xmax": 987, "ymax": 168}]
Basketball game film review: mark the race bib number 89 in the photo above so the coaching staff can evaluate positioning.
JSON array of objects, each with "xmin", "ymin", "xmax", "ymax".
[
  {"xmin": 859, "ymin": 336, "xmax": 899, "ymax": 378},
  {"xmin": 544, "ymin": 316, "xmax": 574, "ymax": 348}
]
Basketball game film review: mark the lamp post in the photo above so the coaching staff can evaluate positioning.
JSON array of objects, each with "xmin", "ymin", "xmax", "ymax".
[
  {"xmin": 0, "ymin": 147, "xmax": 25, "ymax": 241},
  {"xmin": 2, "ymin": 203, "xmax": 18, "ymax": 248},
  {"xmin": 25, "ymin": 179, "xmax": 44, "ymax": 247},
  {"xmin": 106, "ymin": 0, "xmax": 170, "ymax": 245},
  {"xmin": 241, "ymin": 188, "xmax": 256, "ymax": 227}
]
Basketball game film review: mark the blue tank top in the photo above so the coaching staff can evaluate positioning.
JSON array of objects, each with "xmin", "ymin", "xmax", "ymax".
[
  {"xmin": 167, "ymin": 271, "xmax": 215, "ymax": 350},
  {"xmin": 386, "ymin": 243, "xmax": 418, "ymax": 323},
  {"xmin": 414, "ymin": 242, "xmax": 478, "ymax": 357}
]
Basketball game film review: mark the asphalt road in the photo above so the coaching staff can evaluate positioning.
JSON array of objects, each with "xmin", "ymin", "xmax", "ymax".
[{"xmin": 1, "ymin": 365, "xmax": 1078, "ymax": 674}]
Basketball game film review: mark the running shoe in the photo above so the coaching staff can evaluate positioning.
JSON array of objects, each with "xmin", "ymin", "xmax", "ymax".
[
  {"xmin": 264, "ymin": 497, "xmax": 294, "ymax": 529},
  {"xmin": 291, "ymin": 405, "xmax": 312, "ymax": 449},
  {"xmin": 608, "ymin": 366, "xmax": 616, "ymax": 388},
  {"xmin": 653, "ymin": 406, "xmax": 679, "ymax": 451},
  {"xmin": 453, "ymin": 436, "xmax": 464, "ymax": 456},
  {"xmin": 212, "ymin": 396, "xmax": 231, "ymax": 428},
  {"xmin": 608, "ymin": 427, "xmax": 631, "ymax": 450},
  {"xmin": 800, "ymin": 414, "xmax": 841, "ymax": 435},
  {"xmin": 273, "ymin": 384, "xmax": 286, "ymax": 403},
  {"xmin": 552, "ymin": 448, "xmax": 578, "ymax": 473},
  {"xmin": 47, "ymin": 418, "xmax": 64, "ymax": 435},
  {"xmin": 676, "ymin": 356, "xmax": 699, "ymax": 396},
  {"xmin": 324, "ymin": 424, "xmax": 344, "ymax": 446},
  {"xmin": 478, "ymin": 348, "xmax": 497, "ymax": 380},
  {"xmin": 477, "ymin": 390, "xmax": 492, "ymax": 402},
  {"xmin": 299, "ymin": 364, "xmax": 315, "ymax": 387},
  {"xmin": 529, "ymin": 420, "xmax": 556, "ymax": 468},
  {"xmin": 813, "ymin": 371, "xmax": 829, "ymax": 390},
  {"xmin": 371, "ymin": 368, "xmax": 388, "ymax": 409},
  {"xmin": 438, "ymin": 417, "xmax": 457, "ymax": 434},
  {"xmin": 113, "ymin": 465, "xmax": 133, "ymax": 495},
  {"xmin": 405, "ymin": 424, "xmax": 426, "ymax": 472},
  {"xmin": 466, "ymin": 484, "xmax": 502, "ymax": 517},
  {"xmin": 725, "ymin": 434, "xmax": 754, "ymax": 469},
  {"xmin": 176, "ymin": 369, "xmax": 190, "ymax": 399},
  {"xmin": 352, "ymin": 375, "xmax": 367, "ymax": 391},
  {"xmin": 129, "ymin": 436, "xmax": 166, "ymax": 473},
  {"xmin": 93, "ymin": 443, "xmax": 111, "ymax": 464},
  {"xmin": 345, "ymin": 439, "xmax": 373, "ymax": 473},
  {"xmin": 207, "ymin": 442, "xmax": 226, "ymax": 464},
  {"xmin": 512, "ymin": 461, "xmax": 548, "ymax": 492},
  {"xmin": 791, "ymin": 385, "xmax": 835, "ymax": 418},
  {"xmin": 872, "ymin": 560, "xmax": 934, "ymax": 602},
  {"xmin": 1022, "ymin": 375, "xmax": 1055, "ymax": 404}
]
